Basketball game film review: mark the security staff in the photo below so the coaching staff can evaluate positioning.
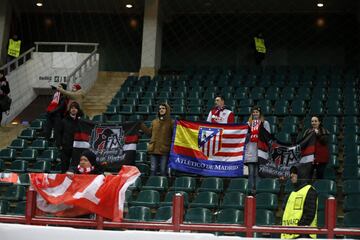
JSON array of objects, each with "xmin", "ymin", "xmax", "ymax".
[
  {"xmin": 253, "ymin": 33, "xmax": 266, "ymax": 65},
  {"xmin": 7, "ymin": 35, "xmax": 21, "ymax": 58},
  {"xmin": 281, "ymin": 165, "xmax": 318, "ymax": 239}
]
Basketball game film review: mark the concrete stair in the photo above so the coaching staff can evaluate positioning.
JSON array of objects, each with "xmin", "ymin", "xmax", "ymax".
[
  {"xmin": 82, "ymin": 71, "xmax": 131, "ymax": 118},
  {"xmin": 0, "ymin": 124, "xmax": 25, "ymax": 149}
]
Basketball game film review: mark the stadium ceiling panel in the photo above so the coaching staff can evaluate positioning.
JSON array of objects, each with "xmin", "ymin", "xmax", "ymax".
[
  {"xmin": 11, "ymin": 0, "xmax": 358, "ymax": 14},
  {"xmin": 12, "ymin": 0, "xmax": 145, "ymax": 13}
]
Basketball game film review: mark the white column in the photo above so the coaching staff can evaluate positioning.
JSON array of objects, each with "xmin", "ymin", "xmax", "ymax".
[
  {"xmin": 0, "ymin": 0, "xmax": 11, "ymax": 65},
  {"xmin": 139, "ymin": 0, "xmax": 162, "ymax": 77}
]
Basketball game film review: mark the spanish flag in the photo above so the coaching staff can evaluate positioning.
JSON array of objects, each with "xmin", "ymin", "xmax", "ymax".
[{"xmin": 169, "ymin": 120, "xmax": 248, "ymax": 177}]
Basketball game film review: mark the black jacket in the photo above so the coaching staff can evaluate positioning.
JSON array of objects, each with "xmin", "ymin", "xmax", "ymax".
[
  {"xmin": 57, "ymin": 114, "xmax": 79, "ymax": 149},
  {"xmin": 0, "ymin": 77, "xmax": 10, "ymax": 95}
]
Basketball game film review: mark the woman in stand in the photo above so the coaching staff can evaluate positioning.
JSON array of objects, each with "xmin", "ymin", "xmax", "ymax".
[
  {"xmin": 245, "ymin": 106, "xmax": 271, "ymax": 195},
  {"xmin": 303, "ymin": 115, "xmax": 329, "ymax": 179}
]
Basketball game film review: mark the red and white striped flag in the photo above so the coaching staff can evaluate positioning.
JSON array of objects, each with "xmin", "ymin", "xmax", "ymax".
[
  {"xmin": 198, "ymin": 125, "xmax": 248, "ymax": 161},
  {"xmin": 30, "ymin": 165, "xmax": 140, "ymax": 221}
]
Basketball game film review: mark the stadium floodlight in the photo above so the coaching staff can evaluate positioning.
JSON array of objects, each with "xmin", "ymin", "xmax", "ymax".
[
  {"xmin": 36, "ymin": 0, "xmax": 43, "ymax": 7},
  {"xmin": 126, "ymin": 4, "xmax": 133, "ymax": 8},
  {"xmin": 317, "ymin": 2, "xmax": 324, "ymax": 7}
]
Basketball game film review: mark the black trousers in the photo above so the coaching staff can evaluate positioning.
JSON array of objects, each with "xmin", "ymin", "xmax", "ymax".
[{"xmin": 60, "ymin": 147, "xmax": 73, "ymax": 173}]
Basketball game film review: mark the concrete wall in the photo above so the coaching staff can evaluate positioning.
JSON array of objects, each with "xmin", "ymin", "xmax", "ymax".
[{"xmin": 1, "ymin": 52, "xmax": 99, "ymax": 125}]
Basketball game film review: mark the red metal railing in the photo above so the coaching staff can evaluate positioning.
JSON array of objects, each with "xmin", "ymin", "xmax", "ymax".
[{"xmin": 1, "ymin": 190, "xmax": 360, "ymax": 238}]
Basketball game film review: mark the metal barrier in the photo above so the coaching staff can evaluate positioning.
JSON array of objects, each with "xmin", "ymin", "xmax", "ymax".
[
  {"xmin": 34, "ymin": 42, "xmax": 99, "ymax": 85},
  {"xmin": 0, "ymin": 42, "xmax": 99, "ymax": 85},
  {"xmin": 0, "ymin": 47, "xmax": 35, "ymax": 75},
  {"xmin": 0, "ymin": 190, "xmax": 360, "ymax": 238}
]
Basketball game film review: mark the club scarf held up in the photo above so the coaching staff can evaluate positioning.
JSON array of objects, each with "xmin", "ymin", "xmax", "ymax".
[{"xmin": 30, "ymin": 165, "xmax": 140, "ymax": 221}]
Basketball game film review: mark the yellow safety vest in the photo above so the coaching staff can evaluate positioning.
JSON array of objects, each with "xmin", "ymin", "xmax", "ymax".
[
  {"xmin": 8, "ymin": 39, "xmax": 21, "ymax": 58},
  {"xmin": 281, "ymin": 185, "xmax": 318, "ymax": 239},
  {"xmin": 254, "ymin": 37, "xmax": 266, "ymax": 53}
]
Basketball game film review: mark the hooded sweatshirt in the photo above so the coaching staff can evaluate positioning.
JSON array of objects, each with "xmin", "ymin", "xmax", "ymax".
[{"xmin": 141, "ymin": 103, "xmax": 174, "ymax": 155}]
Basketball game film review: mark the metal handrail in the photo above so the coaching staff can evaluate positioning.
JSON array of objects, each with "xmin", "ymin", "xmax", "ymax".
[
  {"xmin": 34, "ymin": 42, "xmax": 99, "ymax": 52},
  {"xmin": 67, "ymin": 48, "xmax": 99, "ymax": 84},
  {"xmin": 0, "ymin": 47, "xmax": 35, "ymax": 74}
]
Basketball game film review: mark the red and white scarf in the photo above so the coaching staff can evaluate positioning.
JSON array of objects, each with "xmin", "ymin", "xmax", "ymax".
[
  {"xmin": 77, "ymin": 165, "xmax": 94, "ymax": 174},
  {"xmin": 46, "ymin": 91, "xmax": 61, "ymax": 112},
  {"xmin": 250, "ymin": 120, "xmax": 261, "ymax": 142}
]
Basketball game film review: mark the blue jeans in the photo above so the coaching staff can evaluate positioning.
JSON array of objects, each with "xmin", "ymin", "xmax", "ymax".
[
  {"xmin": 248, "ymin": 163, "xmax": 259, "ymax": 192},
  {"xmin": 150, "ymin": 154, "xmax": 168, "ymax": 176}
]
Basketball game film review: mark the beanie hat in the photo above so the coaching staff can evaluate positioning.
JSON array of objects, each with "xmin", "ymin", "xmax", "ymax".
[
  {"xmin": 73, "ymin": 84, "xmax": 81, "ymax": 90},
  {"xmin": 81, "ymin": 150, "xmax": 97, "ymax": 167}
]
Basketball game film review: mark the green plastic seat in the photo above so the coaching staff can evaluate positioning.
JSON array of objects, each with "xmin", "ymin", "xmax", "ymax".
[
  {"xmin": 36, "ymin": 149, "xmax": 57, "ymax": 162},
  {"xmin": 119, "ymin": 105, "xmax": 133, "ymax": 115},
  {"xmin": 221, "ymin": 192, "xmax": 245, "ymax": 209},
  {"xmin": 160, "ymin": 191, "xmax": 189, "ymax": 207},
  {"xmin": 8, "ymin": 139, "xmax": 27, "ymax": 151},
  {"xmin": 5, "ymin": 160, "xmax": 28, "ymax": 173},
  {"xmin": 142, "ymin": 176, "xmax": 168, "ymax": 192},
  {"xmin": 29, "ymin": 139, "xmax": 48, "ymax": 151},
  {"xmin": 256, "ymin": 209, "xmax": 275, "ymax": 225},
  {"xmin": 170, "ymin": 176, "xmax": 196, "ymax": 192},
  {"xmin": 343, "ymin": 166, "xmax": 360, "ymax": 180},
  {"xmin": 0, "ymin": 200, "xmax": 9, "ymax": 214},
  {"xmin": 30, "ymin": 119, "xmax": 45, "ymax": 131},
  {"xmin": 104, "ymin": 105, "xmax": 118, "ymax": 115},
  {"xmin": 184, "ymin": 207, "xmax": 212, "ymax": 223},
  {"xmin": 313, "ymin": 179, "xmax": 337, "ymax": 195},
  {"xmin": 255, "ymin": 193, "xmax": 278, "ymax": 210},
  {"xmin": 136, "ymin": 106, "xmax": 151, "ymax": 115},
  {"xmin": 198, "ymin": 177, "xmax": 224, "ymax": 193},
  {"xmin": 136, "ymin": 163, "xmax": 150, "ymax": 176},
  {"xmin": 317, "ymin": 194, "xmax": 332, "ymax": 211},
  {"xmin": 343, "ymin": 180, "xmax": 360, "ymax": 195},
  {"xmin": 153, "ymin": 206, "xmax": 173, "ymax": 222},
  {"xmin": 131, "ymin": 190, "xmax": 160, "ymax": 208},
  {"xmin": 18, "ymin": 128, "xmax": 36, "ymax": 140},
  {"xmin": 18, "ymin": 173, "xmax": 30, "ymax": 186},
  {"xmin": 344, "ymin": 211, "xmax": 360, "ymax": 227},
  {"xmin": 125, "ymin": 206, "xmax": 151, "ymax": 222},
  {"xmin": 92, "ymin": 114, "xmax": 105, "ymax": 123},
  {"xmin": 317, "ymin": 210, "xmax": 325, "ymax": 227},
  {"xmin": 328, "ymin": 155, "xmax": 339, "ymax": 168},
  {"xmin": 0, "ymin": 185, "xmax": 27, "ymax": 201},
  {"xmin": 135, "ymin": 151, "xmax": 147, "ymax": 163},
  {"xmin": 189, "ymin": 191, "xmax": 219, "ymax": 209},
  {"xmin": 216, "ymin": 208, "xmax": 244, "ymax": 224},
  {"xmin": 256, "ymin": 178, "xmax": 280, "ymax": 194},
  {"xmin": 226, "ymin": 178, "xmax": 248, "ymax": 193},
  {"xmin": 128, "ymin": 177, "xmax": 142, "ymax": 191},
  {"xmin": 7, "ymin": 201, "xmax": 26, "ymax": 216},
  {"xmin": 27, "ymin": 160, "xmax": 52, "ymax": 173},
  {"xmin": 344, "ymin": 195, "xmax": 360, "ymax": 212},
  {"xmin": 16, "ymin": 149, "xmax": 38, "ymax": 162},
  {"xmin": 106, "ymin": 114, "xmax": 124, "ymax": 124},
  {"xmin": 137, "ymin": 142, "xmax": 148, "ymax": 152}
]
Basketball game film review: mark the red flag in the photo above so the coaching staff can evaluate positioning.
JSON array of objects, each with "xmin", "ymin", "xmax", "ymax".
[{"xmin": 30, "ymin": 165, "xmax": 140, "ymax": 221}]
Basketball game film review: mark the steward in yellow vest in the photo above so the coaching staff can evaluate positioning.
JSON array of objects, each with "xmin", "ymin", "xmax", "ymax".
[
  {"xmin": 7, "ymin": 35, "xmax": 21, "ymax": 58},
  {"xmin": 281, "ymin": 165, "xmax": 318, "ymax": 239},
  {"xmin": 253, "ymin": 33, "xmax": 266, "ymax": 65},
  {"xmin": 254, "ymin": 37, "xmax": 266, "ymax": 54}
]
